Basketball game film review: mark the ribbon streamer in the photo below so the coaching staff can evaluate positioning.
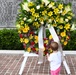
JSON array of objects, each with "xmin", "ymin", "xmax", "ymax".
[{"xmin": 38, "ymin": 26, "xmax": 44, "ymax": 64}]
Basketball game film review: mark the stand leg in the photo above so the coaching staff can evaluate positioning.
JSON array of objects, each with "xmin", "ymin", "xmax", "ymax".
[
  {"xmin": 63, "ymin": 53, "xmax": 71, "ymax": 74},
  {"xmin": 19, "ymin": 52, "xmax": 29, "ymax": 75}
]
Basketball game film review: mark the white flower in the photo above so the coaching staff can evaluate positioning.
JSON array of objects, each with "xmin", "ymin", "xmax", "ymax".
[
  {"xmin": 65, "ymin": 5, "xmax": 71, "ymax": 13},
  {"xmin": 42, "ymin": 0, "xmax": 49, "ymax": 6},
  {"xmin": 71, "ymin": 23, "xmax": 75, "ymax": 31},
  {"xmin": 22, "ymin": 2, "xmax": 29, "ymax": 11},
  {"xmin": 48, "ymin": 19, "xmax": 52, "ymax": 23},
  {"xmin": 48, "ymin": 4, "xmax": 52, "ymax": 8},
  {"xmin": 65, "ymin": 19, "xmax": 68, "ymax": 22},
  {"xmin": 41, "ymin": 21, "xmax": 44, "ymax": 24},
  {"xmin": 36, "ymin": 5, "xmax": 40, "ymax": 9},
  {"xmin": 23, "ymin": 17, "xmax": 26, "ymax": 21}
]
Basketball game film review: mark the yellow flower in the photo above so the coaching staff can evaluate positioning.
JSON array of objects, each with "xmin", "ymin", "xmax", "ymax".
[
  {"xmin": 42, "ymin": 10, "xmax": 47, "ymax": 15},
  {"xmin": 64, "ymin": 41, "xmax": 68, "ymax": 45},
  {"xmin": 49, "ymin": 35, "xmax": 52, "ymax": 39},
  {"xmin": 67, "ymin": 16, "xmax": 72, "ymax": 20},
  {"xmin": 48, "ymin": 2, "xmax": 55, "ymax": 8},
  {"xmin": 58, "ymin": 25, "xmax": 63, "ymax": 29},
  {"xmin": 18, "ymin": 30, "xmax": 21, "ymax": 33},
  {"xmin": 53, "ymin": 24, "xmax": 57, "ymax": 27},
  {"xmin": 23, "ymin": 25, "xmax": 29, "ymax": 33},
  {"xmin": 20, "ymin": 38, "xmax": 24, "ymax": 42},
  {"xmin": 44, "ymin": 40, "xmax": 48, "ymax": 44},
  {"xmin": 58, "ymin": 4, "xmax": 63, "ymax": 9},
  {"xmin": 51, "ymin": 17, "xmax": 54, "ymax": 21},
  {"xmin": 64, "ymin": 23, "xmax": 70, "ymax": 30},
  {"xmin": 35, "ymin": 40, "xmax": 38, "ymax": 43},
  {"xmin": 36, "ymin": 48, "xmax": 39, "ymax": 51},
  {"xmin": 60, "ymin": 31, "xmax": 66, "ymax": 37},
  {"xmin": 29, "ymin": 34, "xmax": 33, "ymax": 39},
  {"xmin": 56, "ymin": 17, "xmax": 59, "ymax": 22},
  {"xmin": 28, "ymin": 2, "xmax": 34, "ymax": 7},
  {"xmin": 62, "ymin": 10, "xmax": 67, "ymax": 15},
  {"xmin": 34, "ymin": 35, "xmax": 38, "ymax": 40},
  {"xmin": 48, "ymin": 11, "xmax": 53, "ymax": 16},
  {"xmin": 54, "ymin": 8, "xmax": 59, "ymax": 14},
  {"xmin": 27, "ymin": 47, "xmax": 31, "ymax": 52},
  {"xmin": 30, "ymin": 8, "xmax": 35, "ymax": 13},
  {"xmin": 25, "ymin": 25, "xmax": 30, "ymax": 30},
  {"xmin": 33, "ymin": 22, "xmax": 40, "ymax": 28},
  {"xmin": 21, "ymin": 21, "xmax": 24, "ymax": 25},
  {"xmin": 39, "ymin": 17, "xmax": 44, "ymax": 22},
  {"xmin": 59, "ymin": 17, "xmax": 64, "ymax": 23},
  {"xmin": 33, "ymin": 13, "xmax": 39, "ymax": 18},
  {"xmin": 24, "ymin": 38, "xmax": 29, "ymax": 44},
  {"xmin": 61, "ymin": 39, "xmax": 64, "ymax": 42}
]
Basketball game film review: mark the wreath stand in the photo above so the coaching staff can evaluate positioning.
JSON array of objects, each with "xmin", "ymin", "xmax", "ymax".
[{"xmin": 19, "ymin": 26, "xmax": 71, "ymax": 75}]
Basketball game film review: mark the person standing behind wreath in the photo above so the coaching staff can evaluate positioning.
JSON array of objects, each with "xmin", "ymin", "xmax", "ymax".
[{"xmin": 47, "ymin": 42, "xmax": 62, "ymax": 75}]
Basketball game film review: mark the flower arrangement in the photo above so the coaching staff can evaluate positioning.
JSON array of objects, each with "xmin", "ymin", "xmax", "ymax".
[{"xmin": 16, "ymin": 0, "xmax": 74, "ymax": 55}]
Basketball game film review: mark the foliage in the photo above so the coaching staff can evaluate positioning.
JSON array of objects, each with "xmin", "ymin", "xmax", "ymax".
[
  {"xmin": 0, "ymin": 29, "xmax": 24, "ymax": 50},
  {"xmin": 63, "ymin": 30, "xmax": 76, "ymax": 50},
  {"xmin": 16, "ymin": 0, "xmax": 75, "ymax": 55}
]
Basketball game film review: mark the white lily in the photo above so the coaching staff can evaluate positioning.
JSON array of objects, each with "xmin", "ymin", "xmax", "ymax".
[
  {"xmin": 42, "ymin": 0, "xmax": 49, "ymax": 6},
  {"xmin": 65, "ymin": 19, "xmax": 69, "ymax": 22},
  {"xmin": 65, "ymin": 5, "xmax": 71, "ymax": 13},
  {"xmin": 36, "ymin": 5, "xmax": 40, "ymax": 9},
  {"xmin": 22, "ymin": 2, "xmax": 29, "ymax": 11},
  {"xmin": 71, "ymin": 23, "xmax": 75, "ymax": 31}
]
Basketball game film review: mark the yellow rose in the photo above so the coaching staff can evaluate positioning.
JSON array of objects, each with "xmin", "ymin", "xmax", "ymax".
[
  {"xmin": 35, "ymin": 40, "xmax": 38, "ymax": 43},
  {"xmin": 23, "ymin": 28, "xmax": 29, "ymax": 33},
  {"xmin": 44, "ymin": 40, "xmax": 48, "ymax": 44},
  {"xmin": 49, "ymin": 35, "xmax": 52, "ymax": 39},
  {"xmin": 27, "ymin": 47, "xmax": 31, "ymax": 52},
  {"xmin": 24, "ymin": 38, "xmax": 29, "ymax": 44},
  {"xmin": 36, "ymin": 48, "xmax": 39, "ymax": 51},
  {"xmin": 29, "ymin": 34, "xmax": 33, "ymax": 39},
  {"xmin": 20, "ymin": 38, "xmax": 24, "ymax": 42},
  {"xmin": 34, "ymin": 35, "xmax": 38, "ymax": 40},
  {"xmin": 64, "ymin": 41, "xmax": 68, "ymax": 45},
  {"xmin": 60, "ymin": 31, "xmax": 66, "ymax": 37}
]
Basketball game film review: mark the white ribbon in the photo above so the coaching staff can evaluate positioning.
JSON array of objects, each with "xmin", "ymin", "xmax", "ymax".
[{"xmin": 38, "ymin": 26, "xmax": 44, "ymax": 64}]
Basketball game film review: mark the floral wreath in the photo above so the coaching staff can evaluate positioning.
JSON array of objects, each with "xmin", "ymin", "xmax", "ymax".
[{"xmin": 16, "ymin": 0, "xmax": 74, "ymax": 55}]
